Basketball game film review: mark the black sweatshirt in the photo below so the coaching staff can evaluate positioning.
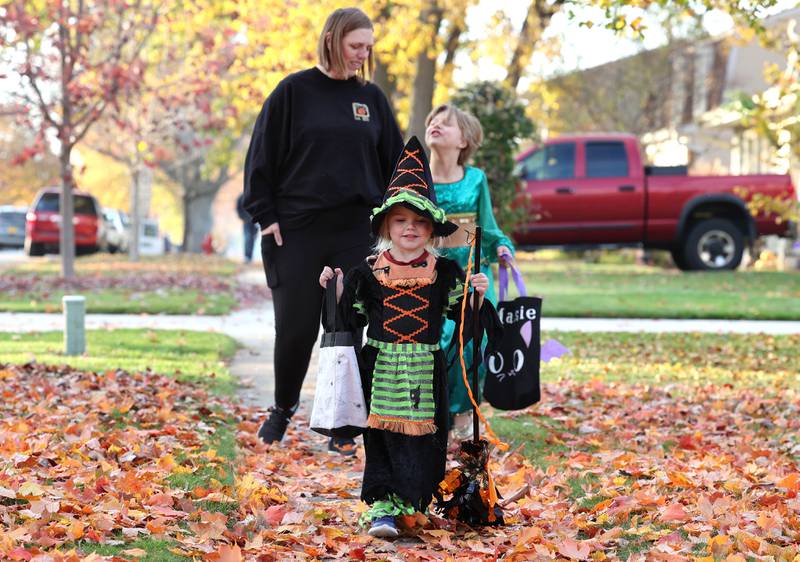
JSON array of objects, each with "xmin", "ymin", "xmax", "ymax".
[{"xmin": 243, "ymin": 67, "xmax": 403, "ymax": 230}]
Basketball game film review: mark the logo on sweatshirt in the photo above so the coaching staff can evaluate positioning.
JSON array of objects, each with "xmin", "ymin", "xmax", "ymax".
[{"xmin": 352, "ymin": 102, "xmax": 370, "ymax": 122}]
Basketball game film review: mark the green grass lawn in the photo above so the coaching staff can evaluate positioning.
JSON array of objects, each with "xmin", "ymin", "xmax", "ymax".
[
  {"xmin": 0, "ymin": 288, "xmax": 237, "ymax": 315},
  {"xmin": 537, "ymin": 329, "xmax": 800, "ymax": 387},
  {"xmin": 512, "ymin": 254, "xmax": 800, "ymax": 320},
  {"xmin": 0, "ymin": 329, "xmax": 240, "ymax": 560},
  {"xmin": 0, "ymin": 329, "xmax": 239, "ymax": 393}
]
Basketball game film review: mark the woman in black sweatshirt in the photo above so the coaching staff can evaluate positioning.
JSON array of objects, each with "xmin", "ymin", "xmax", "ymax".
[{"xmin": 243, "ymin": 7, "xmax": 403, "ymax": 453}]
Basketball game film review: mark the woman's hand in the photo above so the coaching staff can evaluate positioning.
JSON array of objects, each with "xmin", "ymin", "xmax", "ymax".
[
  {"xmin": 319, "ymin": 266, "xmax": 344, "ymax": 301},
  {"xmin": 261, "ymin": 222, "xmax": 283, "ymax": 246},
  {"xmin": 497, "ymin": 245, "xmax": 512, "ymax": 263}
]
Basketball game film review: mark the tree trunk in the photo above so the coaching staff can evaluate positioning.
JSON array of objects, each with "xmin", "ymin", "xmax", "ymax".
[
  {"xmin": 441, "ymin": 23, "xmax": 463, "ymax": 77},
  {"xmin": 182, "ymin": 188, "xmax": 216, "ymax": 253},
  {"xmin": 506, "ymin": 0, "xmax": 564, "ymax": 90},
  {"xmin": 59, "ymin": 144, "xmax": 76, "ymax": 280},
  {"xmin": 372, "ymin": 2, "xmax": 397, "ymax": 109},
  {"xmin": 130, "ymin": 166, "xmax": 141, "ymax": 262},
  {"xmin": 128, "ymin": 160, "xmax": 153, "ymax": 262},
  {"xmin": 373, "ymin": 58, "xmax": 397, "ymax": 108},
  {"xmin": 58, "ymin": 12, "xmax": 75, "ymax": 281},
  {"xmin": 407, "ymin": 5, "xmax": 443, "ymax": 144}
]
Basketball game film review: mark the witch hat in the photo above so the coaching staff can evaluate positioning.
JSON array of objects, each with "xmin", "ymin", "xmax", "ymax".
[{"xmin": 371, "ymin": 136, "xmax": 458, "ymax": 238}]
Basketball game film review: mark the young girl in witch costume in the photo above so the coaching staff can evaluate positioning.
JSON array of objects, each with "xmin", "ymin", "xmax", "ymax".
[{"xmin": 319, "ymin": 137, "xmax": 501, "ymax": 538}]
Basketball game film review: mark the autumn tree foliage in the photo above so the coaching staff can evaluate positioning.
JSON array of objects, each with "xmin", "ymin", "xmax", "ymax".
[
  {"xmin": 89, "ymin": 0, "xmax": 245, "ymax": 255},
  {"xmin": 0, "ymin": 0, "xmax": 158, "ymax": 278},
  {"xmin": 452, "ymin": 81, "xmax": 535, "ymax": 233},
  {"xmin": 0, "ymin": 112, "xmax": 60, "ymax": 205},
  {"xmin": 736, "ymin": 15, "xmax": 800, "ymax": 223}
]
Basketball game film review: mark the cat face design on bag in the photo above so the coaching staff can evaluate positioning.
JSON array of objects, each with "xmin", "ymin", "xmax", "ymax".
[{"xmin": 487, "ymin": 304, "xmax": 537, "ymax": 382}]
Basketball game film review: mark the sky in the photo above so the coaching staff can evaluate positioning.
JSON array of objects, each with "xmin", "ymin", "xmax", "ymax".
[{"xmin": 453, "ymin": 0, "xmax": 800, "ymax": 87}]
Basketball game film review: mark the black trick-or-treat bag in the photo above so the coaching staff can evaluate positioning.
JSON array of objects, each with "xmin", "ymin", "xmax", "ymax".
[
  {"xmin": 309, "ymin": 277, "xmax": 368, "ymax": 438},
  {"xmin": 482, "ymin": 259, "xmax": 542, "ymax": 411}
]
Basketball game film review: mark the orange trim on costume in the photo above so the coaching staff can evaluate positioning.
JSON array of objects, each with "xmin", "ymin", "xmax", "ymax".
[
  {"xmin": 387, "ymin": 148, "xmax": 429, "ymax": 194},
  {"xmin": 382, "ymin": 283, "xmax": 431, "ymax": 343}
]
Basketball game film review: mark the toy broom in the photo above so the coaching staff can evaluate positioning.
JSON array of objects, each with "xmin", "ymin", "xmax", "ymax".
[{"xmin": 435, "ymin": 226, "xmax": 505, "ymax": 526}]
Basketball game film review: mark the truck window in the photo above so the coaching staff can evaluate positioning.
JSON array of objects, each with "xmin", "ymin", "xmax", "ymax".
[
  {"xmin": 586, "ymin": 141, "xmax": 628, "ymax": 177},
  {"xmin": 35, "ymin": 193, "xmax": 98, "ymax": 215},
  {"xmin": 522, "ymin": 143, "xmax": 575, "ymax": 180}
]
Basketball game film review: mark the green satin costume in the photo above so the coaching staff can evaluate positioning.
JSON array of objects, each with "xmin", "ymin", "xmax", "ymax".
[{"xmin": 435, "ymin": 166, "xmax": 515, "ymax": 415}]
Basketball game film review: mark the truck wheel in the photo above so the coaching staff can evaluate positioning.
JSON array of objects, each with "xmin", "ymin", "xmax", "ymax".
[
  {"xmin": 26, "ymin": 240, "xmax": 45, "ymax": 257},
  {"xmin": 683, "ymin": 218, "xmax": 744, "ymax": 271},
  {"xmin": 670, "ymin": 247, "xmax": 690, "ymax": 271}
]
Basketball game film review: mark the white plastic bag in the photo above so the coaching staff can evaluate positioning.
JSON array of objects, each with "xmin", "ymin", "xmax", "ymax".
[{"xmin": 309, "ymin": 278, "xmax": 368, "ymax": 437}]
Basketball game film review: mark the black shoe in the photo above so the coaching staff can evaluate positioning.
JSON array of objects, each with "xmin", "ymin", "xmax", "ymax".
[
  {"xmin": 328, "ymin": 436, "xmax": 357, "ymax": 456},
  {"xmin": 257, "ymin": 406, "xmax": 293, "ymax": 444}
]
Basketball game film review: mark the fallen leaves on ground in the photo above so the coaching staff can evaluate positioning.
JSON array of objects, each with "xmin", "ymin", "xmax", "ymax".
[{"xmin": 1, "ymin": 362, "xmax": 799, "ymax": 560}]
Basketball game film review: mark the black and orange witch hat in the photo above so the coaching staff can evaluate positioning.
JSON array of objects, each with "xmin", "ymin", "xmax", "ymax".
[{"xmin": 371, "ymin": 136, "xmax": 458, "ymax": 238}]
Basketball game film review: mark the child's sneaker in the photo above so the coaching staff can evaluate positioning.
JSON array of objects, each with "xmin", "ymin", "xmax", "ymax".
[{"xmin": 368, "ymin": 516, "xmax": 399, "ymax": 538}]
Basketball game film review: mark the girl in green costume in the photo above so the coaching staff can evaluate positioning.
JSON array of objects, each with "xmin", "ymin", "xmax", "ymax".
[{"xmin": 425, "ymin": 104, "xmax": 516, "ymax": 437}]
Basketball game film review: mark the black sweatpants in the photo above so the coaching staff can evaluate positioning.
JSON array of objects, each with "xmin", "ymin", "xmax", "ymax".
[{"xmin": 260, "ymin": 208, "xmax": 371, "ymax": 410}]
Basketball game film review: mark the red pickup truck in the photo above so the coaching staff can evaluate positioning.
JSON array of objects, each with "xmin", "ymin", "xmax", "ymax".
[{"xmin": 514, "ymin": 133, "xmax": 797, "ymax": 270}]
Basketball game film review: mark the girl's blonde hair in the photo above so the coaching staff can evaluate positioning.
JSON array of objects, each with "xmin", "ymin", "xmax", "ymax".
[
  {"xmin": 425, "ymin": 104, "xmax": 484, "ymax": 165},
  {"xmin": 373, "ymin": 207, "xmax": 440, "ymax": 256},
  {"xmin": 317, "ymin": 8, "xmax": 374, "ymax": 83}
]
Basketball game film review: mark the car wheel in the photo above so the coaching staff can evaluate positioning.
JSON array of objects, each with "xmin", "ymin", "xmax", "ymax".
[
  {"xmin": 683, "ymin": 218, "xmax": 744, "ymax": 271},
  {"xmin": 670, "ymin": 247, "xmax": 690, "ymax": 271},
  {"xmin": 26, "ymin": 240, "xmax": 45, "ymax": 257}
]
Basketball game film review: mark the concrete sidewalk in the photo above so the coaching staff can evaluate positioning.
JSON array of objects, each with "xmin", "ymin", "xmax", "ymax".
[
  {"xmin": 2, "ymin": 280, "xmax": 798, "ymax": 411},
  {"xmin": 2, "ymin": 310, "xmax": 799, "ymax": 336}
]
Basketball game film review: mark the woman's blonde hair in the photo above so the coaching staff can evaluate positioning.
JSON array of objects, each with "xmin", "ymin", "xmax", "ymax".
[
  {"xmin": 425, "ymin": 104, "xmax": 484, "ymax": 165},
  {"xmin": 317, "ymin": 8, "xmax": 374, "ymax": 83}
]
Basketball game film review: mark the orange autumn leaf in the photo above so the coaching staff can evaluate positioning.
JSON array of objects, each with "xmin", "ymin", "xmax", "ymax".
[
  {"xmin": 659, "ymin": 503, "xmax": 689, "ymax": 523},
  {"xmin": 215, "ymin": 544, "xmax": 243, "ymax": 562},
  {"xmin": 515, "ymin": 525, "xmax": 544, "ymax": 549},
  {"xmin": 667, "ymin": 471, "xmax": 695, "ymax": 488},
  {"xmin": 777, "ymin": 473, "xmax": 800, "ymax": 492},
  {"xmin": 438, "ymin": 468, "xmax": 462, "ymax": 494},
  {"xmin": 146, "ymin": 520, "xmax": 167, "ymax": 535},
  {"xmin": 264, "ymin": 504, "xmax": 287, "ymax": 526},
  {"xmin": 708, "ymin": 535, "xmax": 732, "ymax": 558},
  {"xmin": 591, "ymin": 498, "xmax": 614, "ymax": 513},
  {"xmin": 396, "ymin": 514, "xmax": 418, "ymax": 529},
  {"xmin": 66, "ymin": 520, "xmax": 85, "ymax": 541},
  {"xmin": 557, "ymin": 538, "xmax": 591, "ymax": 560}
]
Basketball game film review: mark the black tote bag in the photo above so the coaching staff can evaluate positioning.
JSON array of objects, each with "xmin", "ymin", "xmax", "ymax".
[{"xmin": 482, "ymin": 260, "xmax": 542, "ymax": 411}]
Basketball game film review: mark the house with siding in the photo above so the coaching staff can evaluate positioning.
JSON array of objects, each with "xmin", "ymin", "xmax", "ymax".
[{"xmin": 538, "ymin": 8, "xmax": 799, "ymax": 186}]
